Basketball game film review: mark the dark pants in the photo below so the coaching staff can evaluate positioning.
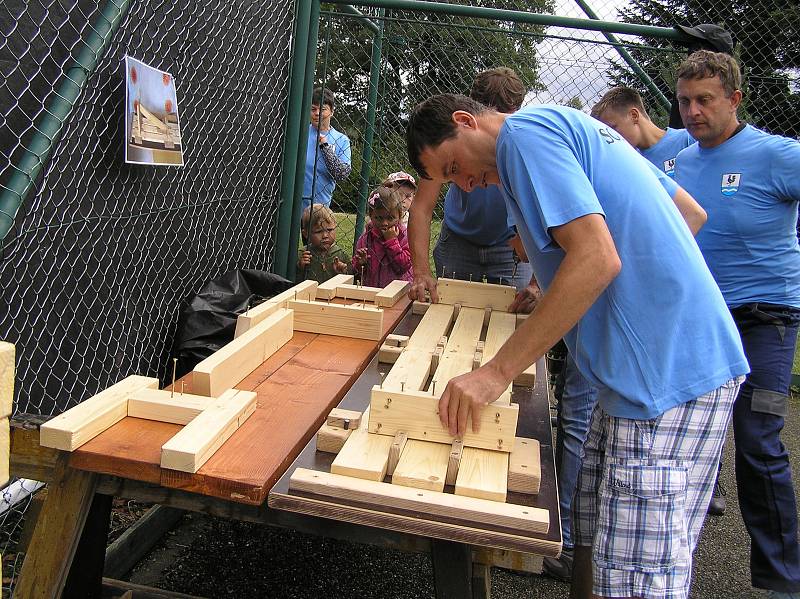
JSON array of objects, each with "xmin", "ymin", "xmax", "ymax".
[{"xmin": 731, "ymin": 303, "xmax": 800, "ymax": 592}]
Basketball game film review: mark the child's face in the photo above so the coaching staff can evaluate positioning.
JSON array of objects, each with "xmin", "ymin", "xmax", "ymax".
[
  {"xmin": 370, "ymin": 208, "xmax": 400, "ymax": 232},
  {"xmin": 398, "ymin": 187, "xmax": 415, "ymax": 212},
  {"xmin": 308, "ymin": 220, "xmax": 336, "ymax": 251}
]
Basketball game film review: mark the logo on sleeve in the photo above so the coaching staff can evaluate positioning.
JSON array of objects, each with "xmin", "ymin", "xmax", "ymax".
[
  {"xmin": 663, "ymin": 158, "xmax": 676, "ymax": 177},
  {"xmin": 721, "ymin": 173, "xmax": 741, "ymax": 196}
]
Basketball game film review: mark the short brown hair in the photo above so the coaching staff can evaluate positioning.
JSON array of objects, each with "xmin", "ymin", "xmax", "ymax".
[
  {"xmin": 368, "ymin": 184, "xmax": 405, "ymax": 217},
  {"xmin": 676, "ymin": 50, "xmax": 742, "ymax": 97},
  {"xmin": 470, "ymin": 67, "xmax": 525, "ymax": 113},
  {"xmin": 591, "ymin": 86, "xmax": 648, "ymax": 119},
  {"xmin": 301, "ymin": 204, "xmax": 336, "ymax": 231}
]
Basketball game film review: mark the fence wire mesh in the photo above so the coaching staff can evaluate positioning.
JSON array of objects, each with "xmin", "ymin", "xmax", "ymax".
[{"xmin": 0, "ymin": 0, "xmax": 293, "ymax": 591}]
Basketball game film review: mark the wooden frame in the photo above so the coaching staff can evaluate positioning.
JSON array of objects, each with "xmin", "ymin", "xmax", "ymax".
[
  {"xmin": 436, "ymin": 278, "xmax": 516, "ymax": 311},
  {"xmin": 234, "ymin": 280, "xmax": 317, "ymax": 338},
  {"xmin": 288, "ymin": 299, "xmax": 383, "ymax": 341}
]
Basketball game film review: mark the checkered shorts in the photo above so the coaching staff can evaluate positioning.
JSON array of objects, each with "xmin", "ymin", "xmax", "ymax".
[{"xmin": 572, "ymin": 377, "xmax": 743, "ymax": 599}]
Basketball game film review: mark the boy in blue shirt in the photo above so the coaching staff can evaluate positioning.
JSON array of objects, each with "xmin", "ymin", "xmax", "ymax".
[
  {"xmin": 675, "ymin": 50, "xmax": 800, "ymax": 599},
  {"xmin": 406, "ymin": 94, "xmax": 748, "ymax": 599}
]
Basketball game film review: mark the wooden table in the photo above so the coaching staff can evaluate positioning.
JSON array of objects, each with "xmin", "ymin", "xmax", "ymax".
[{"xmin": 12, "ymin": 296, "xmax": 562, "ymax": 599}]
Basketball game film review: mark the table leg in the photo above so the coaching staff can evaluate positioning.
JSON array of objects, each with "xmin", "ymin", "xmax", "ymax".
[
  {"xmin": 63, "ymin": 492, "xmax": 113, "ymax": 598},
  {"xmin": 431, "ymin": 538, "xmax": 474, "ymax": 599}
]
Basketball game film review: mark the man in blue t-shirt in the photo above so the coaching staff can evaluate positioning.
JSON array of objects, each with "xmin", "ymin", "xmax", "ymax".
[
  {"xmin": 675, "ymin": 50, "xmax": 800, "ymax": 597},
  {"xmin": 406, "ymin": 94, "xmax": 748, "ymax": 599},
  {"xmin": 302, "ymin": 87, "xmax": 352, "ymax": 213}
]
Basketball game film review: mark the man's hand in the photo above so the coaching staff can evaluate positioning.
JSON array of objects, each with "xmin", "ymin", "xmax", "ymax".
[
  {"xmin": 332, "ymin": 257, "xmax": 348, "ymax": 273},
  {"xmin": 508, "ymin": 280, "xmax": 542, "ymax": 314},
  {"xmin": 409, "ymin": 272, "xmax": 438, "ymax": 303},
  {"xmin": 298, "ymin": 250, "xmax": 312, "ymax": 267},
  {"xmin": 438, "ymin": 363, "xmax": 511, "ymax": 437}
]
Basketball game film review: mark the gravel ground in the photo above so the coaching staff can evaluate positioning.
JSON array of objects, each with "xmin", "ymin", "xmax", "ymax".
[{"xmin": 127, "ymin": 393, "xmax": 800, "ymax": 599}]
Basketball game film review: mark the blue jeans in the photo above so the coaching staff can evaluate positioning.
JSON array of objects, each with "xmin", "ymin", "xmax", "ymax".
[
  {"xmin": 730, "ymin": 303, "xmax": 800, "ymax": 593},
  {"xmin": 555, "ymin": 353, "xmax": 597, "ymax": 549},
  {"xmin": 433, "ymin": 222, "xmax": 533, "ymax": 292}
]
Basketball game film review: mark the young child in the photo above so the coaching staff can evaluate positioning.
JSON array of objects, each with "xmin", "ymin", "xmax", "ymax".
[
  {"xmin": 384, "ymin": 171, "xmax": 416, "ymax": 226},
  {"xmin": 352, "ymin": 184, "xmax": 413, "ymax": 287},
  {"xmin": 297, "ymin": 204, "xmax": 350, "ymax": 282}
]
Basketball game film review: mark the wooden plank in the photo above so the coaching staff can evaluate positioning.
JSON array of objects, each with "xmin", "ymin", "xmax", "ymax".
[
  {"xmin": 446, "ymin": 438, "xmax": 464, "ymax": 486},
  {"xmin": 336, "ymin": 283, "xmax": 382, "ymax": 302},
  {"xmin": 234, "ymin": 280, "xmax": 317, "ymax": 338},
  {"xmin": 330, "ymin": 428, "xmax": 393, "ymax": 481},
  {"xmin": 126, "ymin": 389, "xmax": 221, "ymax": 425},
  {"xmin": 288, "ymin": 300, "xmax": 383, "ymax": 341},
  {"xmin": 428, "ymin": 353, "xmax": 474, "ymax": 398},
  {"xmin": 40, "ymin": 376, "xmax": 160, "ymax": 451},
  {"xmin": 316, "ymin": 424, "xmax": 351, "ymax": 454},
  {"xmin": 444, "ymin": 307, "xmax": 484, "ymax": 355},
  {"xmin": 326, "ymin": 408, "xmax": 362, "ymax": 430},
  {"xmin": 482, "ymin": 311, "xmax": 516, "ymax": 361},
  {"xmin": 437, "ymin": 278, "xmax": 516, "ymax": 311},
  {"xmin": 0, "ymin": 341, "xmax": 14, "ymax": 418},
  {"xmin": 392, "ymin": 439, "xmax": 450, "ymax": 492},
  {"xmin": 455, "ymin": 446, "xmax": 509, "ymax": 503},
  {"xmin": 369, "ymin": 387, "xmax": 518, "ymax": 452},
  {"xmin": 508, "ymin": 436, "xmax": 541, "ymax": 495},
  {"xmin": 104, "ymin": 505, "xmax": 184, "ymax": 578},
  {"xmin": 376, "ymin": 280, "xmax": 411, "ymax": 307},
  {"xmin": 405, "ymin": 303, "xmax": 454, "ymax": 353},
  {"xmin": 386, "ymin": 431, "xmax": 408, "ymax": 476},
  {"xmin": 193, "ymin": 308, "xmax": 293, "ymax": 397},
  {"xmin": 289, "ymin": 468, "xmax": 549, "ymax": 534},
  {"xmin": 382, "ymin": 349, "xmax": 434, "ymax": 393},
  {"xmin": 160, "ymin": 390, "xmax": 257, "ymax": 473},
  {"xmin": 316, "ymin": 274, "xmax": 354, "ymax": 300}
]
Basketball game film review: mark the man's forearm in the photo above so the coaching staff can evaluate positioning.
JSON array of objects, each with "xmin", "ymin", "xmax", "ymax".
[{"xmin": 407, "ymin": 178, "xmax": 440, "ymax": 277}]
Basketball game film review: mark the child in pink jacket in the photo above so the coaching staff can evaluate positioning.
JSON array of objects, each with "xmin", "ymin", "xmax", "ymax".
[{"xmin": 352, "ymin": 183, "xmax": 414, "ymax": 287}]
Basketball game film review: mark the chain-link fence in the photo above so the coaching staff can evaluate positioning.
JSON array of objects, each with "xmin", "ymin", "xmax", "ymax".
[{"xmin": 0, "ymin": 0, "xmax": 293, "ymax": 591}]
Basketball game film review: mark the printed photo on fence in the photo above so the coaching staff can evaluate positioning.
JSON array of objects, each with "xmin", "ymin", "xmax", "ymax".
[{"xmin": 124, "ymin": 56, "xmax": 184, "ymax": 166}]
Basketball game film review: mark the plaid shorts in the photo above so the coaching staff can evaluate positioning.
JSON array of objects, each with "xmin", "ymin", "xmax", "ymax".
[{"xmin": 572, "ymin": 377, "xmax": 743, "ymax": 599}]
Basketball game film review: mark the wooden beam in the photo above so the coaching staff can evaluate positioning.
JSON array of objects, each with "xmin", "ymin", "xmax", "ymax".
[
  {"xmin": 382, "ymin": 350, "xmax": 434, "ymax": 393},
  {"xmin": 436, "ymin": 278, "xmax": 516, "ymax": 311},
  {"xmin": 508, "ymin": 436, "xmax": 541, "ymax": 495},
  {"xmin": 0, "ymin": 341, "xmax": 14, "ymax": 417},
  {"xmin": 385, "ymin": 334, "xmax": 409, "ymax": 347},
  {"xmin": 126, "ymin": 388, "xmax": 221, "ymax": 425},
  {"xmin": 411, "ymin": 300, "xmax": 431, "ymax": 315},
  {"xmin": 336, "ymin": 283, "xmax": 382, "ymax": 302},
  {"xmin": 326, "ymin": 408, "xmax": 362, "ymax": 430},
  {"xmin": 40, "ymin": 376, "xmax": 159, "ymax": 451},
  {"xmin": 289, "ymin": 468, "xmax": 549, "ymax": 534},
  {"xmin": 445, "ymin": 438, "xmax": 464, "ymax": 486},
  {"xmin": 316, "ymin": 424, "xmax": 351, "ymax": 454},
  {"xmin": 288, "ymin": 300, "xmax": 383, "ymax": 341},
  {"xmin": 392, "ymin": 439, "xmax": 450, "ymax": 492},
  {"xmin": 234, "ymin": 280, "xmax": 316, "ymax": 338},
  {"xmin": 160, "ymin": 390, "xmax": 257, "ymax": 473},
  {"xmin": 330, "ymin": 428, "xmax": 393, "ymax": 481},
  {"xmin": 378, "ymin": 344, "xmax": 404, "ymax": 364},
  {"xmin": 369, "ymin": 387, "xmax": 518, "ymax": 452},
  {"xmin": 386, "ymin": 431, "xmax": 407, "ymax": 476},
  {"xmin": 375, "ymin": 280, "xmax": 411, "ymax": 307},
  {"xmin": 482, "ymin": 311, "xmax": 516, "ymax": 361},
  {"xmin": 406, "ymin": 303, "xmax": 455, "ymax": 353},
  {"xmin": 455, "ymin": 446, "xmax": 509, "ymax": 502},
  {"xmin": 444, "ymin": 307, "xmax": 484, "ymax": 355},
  {"xmin": 193, "ymin": 308, "xmax": 293, "ymax": 397},
  {"xmin": 316, "ymin": 274, "xmax": 354, "ymax": 300}
]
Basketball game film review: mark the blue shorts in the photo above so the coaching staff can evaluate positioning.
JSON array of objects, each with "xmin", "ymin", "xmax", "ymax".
[{"xmin": 572, "ymin": 377, "xmax": 743, "ymax": 599}]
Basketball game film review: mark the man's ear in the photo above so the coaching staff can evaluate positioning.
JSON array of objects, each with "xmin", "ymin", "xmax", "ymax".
[
  {"xmin": 729, "ymin": 90, "xmax": 743, "ymax": 111},
  {"xmin": 629, "ymin": 107, "xmax": 640, "ymax": 124},
  {"xmin": 452, "ymin": 110, "xmax": 477, "ymax": 130}
]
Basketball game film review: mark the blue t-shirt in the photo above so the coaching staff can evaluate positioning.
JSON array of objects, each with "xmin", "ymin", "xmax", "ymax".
[
  {"xmin": 675, "ymin": 124, "xmax": 800, "ymax": 308},
  {"xmin": 443, "ymin": 185, "xmax": 515, "ymax": 246},
  {"xmin": 303, "ymin": 125, "xmax": 351, "ymax": 209},
  {"xmin": 640, "ymin": 127, "xmax": 693, "ymax": 177},
  {"xmin": 497, "ymin": 105, "xmax": 748, "ymax": 419}
]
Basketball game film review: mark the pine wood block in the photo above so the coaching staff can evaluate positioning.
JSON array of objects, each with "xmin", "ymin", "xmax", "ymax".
[
  {"xmin": 0, "ymin": 342, "xmax": 14, "ymax": 418},
  {"xmin": 40, "ymin": 375, "xmax": 159, "ymax": 451},
  {"xmin": 376, "ymin": 280, "xmax": 411, "ymax": 307},
  {"xmin": 455, "ymin": 446, "xmax": 510, "ymax": 502},
  {"xmin": 437, "ymin": 278, "xmax": 516, "ymax": 311},
  {"xmin": 382, "ymin": 349, "xmax": 434, "ymax": 393},
  {"xmin": 385, "ymin": 334, "xmax": 409, "ymax": 347},
  {"xmin": 508, "ymin": 436, "xmax": 541, "ymax": 495},
  {"xmin": 127, "ymin": 388, "xmax": 225, "ymax": 425},
  {"xmin": 386, "ymin": 431, "xmax": 408, "ymax": 476},
  {"xmin": 194, "ymin": 308, "xmax": 293, "ymax": 397},
  {"xmin": 392, "ymin": 439, "xmax": 450, "ymax": 492},
  {"xmin": 326, "ymin": 408, "xmax": 362, "ymax": 430},
  {"xmin": 288, "ymin": 299, "xmax": 383, "ymax": 341},
  {"xmin": 412, "ymin": 300, "xmax": 431, "ymax": 315},
  {"xmin": 431, "ymin": 347, "xmax": 443, "ymax": 371},
  {"xmin": 330, "ymin": 428, "xmax": 393, "ymax": 481},
  {"xmin": 316, "ymin": 274, "xmax": 354, "ymax": 300},
  {"xmin": 483, "ymin": 311, "xmax": 516, "ymax": 361},
  {"xmin": 0, "ymin": 418, "xmax": 9, "ymax": 487},
  {"xmin": 378, "ymin": 344, "xmax": 404, "ymax": 364},
  {"xmin": 316, "ymin": 424, "xmax": 352, "ymax": 454},
  {"xmin": 336, "ymin": 283, "xmax": 382, "ymax": 302},
  {"xmin": 428, "ymin": 353, "xmax": 474, "ymax": 398},
  {"xmin": 405, "ymin": 303, "xmax": 455, "ymax": 353},
  {"xmin": 160, "ymin": 389, "xmax": 257, "ymax": 473},
  {"xmin": 369, "ymin": 387, "xmax": 518, "ymax": 452},
  {"xmin": 446, "ymin": 438, "xmax": 464, "ymax": 485},
  {"xmin": 290, "ymin": 468, "xmax": 549, "ymax": 534},
  {"xmin": 514, "ymin": 363, "xmax": 537, "ymax": 387},
  {"xmin": 234, "ymin": 280, "xmax": 317, "ymax": 338},
  {"xmin": 444, "ymin": 307, "xmax": 484, "ymax": 355}
]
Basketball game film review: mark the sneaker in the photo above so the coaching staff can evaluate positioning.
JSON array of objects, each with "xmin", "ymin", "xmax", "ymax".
[
  {"xmin": 543, "ymin": 547, "xmax": 573, "ymax": 582},
  {"xmin": 707, "ymin": 478, "xmax": 727, "ymax": 516}
]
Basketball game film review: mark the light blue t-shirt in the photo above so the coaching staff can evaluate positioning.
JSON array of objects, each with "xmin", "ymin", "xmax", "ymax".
[
  {"xmin": 444, "ymin": 185, "xmax": 515, "ymax": 246},
  {"xmin": 303, "ymin": 125, "xmax": 351, "ymax": 209},
  {"xmin": 640, "ymin": 127, "xmax": 693, "ymax": 177},
  {"xmin": 675, "ymin": 124, "xmax": 800, "ymax": 308},
  {"xmin": 497, "ymin": 105, "xmax": 748, "ymax": 419}
]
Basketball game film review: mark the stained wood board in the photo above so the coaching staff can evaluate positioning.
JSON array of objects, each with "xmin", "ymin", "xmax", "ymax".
[
  {"xmin": 288, "ymin": 300, "xmax": 383, "ymax": 341},
  {"xmin": 391, "ymin": 439, "xmax": 450, "ymax": 492},
  {"xmin": 316, "ymin": 274, "xmax": 354, "ymax": 300},
  {"xmin": 193, "ymin": 308, "xmax": 293, "ymax": 397},
  {"xmin": 369, "ymin": 387, "xmax": 518, "ymax": 452},
  {"xmin": 455, "ymin": 446, "xmax": 509, "ymax": 503},
  {"xmin": 330, "ymin": 428, "xmax": 393, "ymax": 481},
  {"xmin": 436, "ymin": 278, "xmax": 516, "ymax": 311},
  {"xmin": 234, "ymin": 280, "xmax": 317, "ymax": 338},
  {"xmin": 376, "ymin": 280, "xmax": 411, "ymax": 307}
]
